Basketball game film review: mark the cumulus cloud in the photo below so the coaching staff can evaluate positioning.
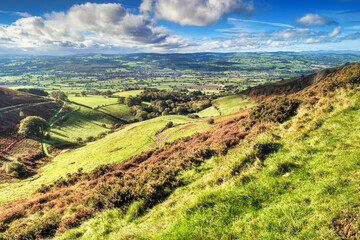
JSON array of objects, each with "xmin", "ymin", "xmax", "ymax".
[
  {"xmin": 0, "ymin": 3, "xmax": 180, "ymax": 51},
  {"xmin": 140, "ymin": 0, "xmax": 254, "ymax": 26},
  {"xmin": 296, "ymin": 13, "xmax": 338, "ymax": 26}
]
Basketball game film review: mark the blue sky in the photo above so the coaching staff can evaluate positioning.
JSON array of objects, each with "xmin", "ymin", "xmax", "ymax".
[{"xmin": 0, "ymin": 0, "xmax": 359, "ymax": 55}]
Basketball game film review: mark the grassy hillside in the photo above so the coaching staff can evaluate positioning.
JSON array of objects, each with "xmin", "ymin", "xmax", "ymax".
[
  {"xmin": 213, "ymin": 95, "xmax": 254, "ymax": 115},
  {"xmin": 57, "ymin": 71, "xmax": 360, "ymax": 240},
  {"xmin": 1, "ymin": 62, "xmax": 359, "ymax": 240},
  {"xmin": 49, "ymin": 103, "xmax": 116, "ymax": 145},
  {"xmin": 98, "ymin": 104, "xmax": 134, "ymax": 122},
  {"xmin": 0, "ymin": 115, "xmax": 201, "ymax": 203},
  {"xmin": 198, "ymin": 95, "xmax": 254, "ymax": 118}
]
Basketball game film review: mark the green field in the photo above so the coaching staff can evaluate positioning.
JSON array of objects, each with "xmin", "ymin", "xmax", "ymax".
[
  {"xmin": 213, "ymin": 95, "xmax": 255, "ymax": 115},
  {"xmin": 68, "ymin": 95, "xmax": 119, "ymax": 108},
  {"xmin": 1, "ymin": 53, "xmax": 359, "ymax": 93},
  {"xmin": 197, "ymin": 106, "xmax": 220, "ymax": 118},
  {"xmin": 198, "ymin": 95, "xmax": 254, "ymax": 118},
  {"xmin": 113, "ymin": 90, "xmax": 143, "ymax": 98},
  {"xmin": 2, "ymin": 59, "xmax": 360, "ymax": 239},
  {"xmin": 98, "ymin": 104, "xmax": 134, "ymax": 122}
]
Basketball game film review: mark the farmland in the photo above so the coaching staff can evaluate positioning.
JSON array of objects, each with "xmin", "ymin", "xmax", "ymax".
[{"xmin": 0, "ymin": 53, "xmax": 359, "ymax": 94}]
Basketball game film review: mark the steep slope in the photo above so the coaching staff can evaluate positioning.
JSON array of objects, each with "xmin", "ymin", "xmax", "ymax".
[
  {"xmin": 1, "ymin": 62, "xmax": 360, "ymax": 239},
  {"xmin": 0, "ymin": 88, "xmax": 61, "ymax": 181}
]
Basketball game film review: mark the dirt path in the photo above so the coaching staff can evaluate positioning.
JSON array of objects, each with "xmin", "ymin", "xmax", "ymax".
[{"xmin": 0, "ymin": 101, "xmax": 56, "ymax": 113}]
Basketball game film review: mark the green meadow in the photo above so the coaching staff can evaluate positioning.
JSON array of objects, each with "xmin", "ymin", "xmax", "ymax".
[{"xmin": 68, "ymin": 95, "xmax": 119, "ymax": 108}]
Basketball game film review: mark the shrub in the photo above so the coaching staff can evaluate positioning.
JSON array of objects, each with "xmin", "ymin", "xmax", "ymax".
[
  {"xmin": 208, "ymin": 118, "xmax": 215, "ymax": 124},
  {"xmin": 249, "ymin": 97, "xmax": 301, "ymax": 124},
  {"xmin": 2, "ymin": 161, "xmax": 26, "ymax": 177},
  {"xmin": 165, "ymin": 121, "xmax": 174, "ymax": 129},
  {"xmin": 85, "ymin": 136, "xmax": 95, "ymax": 142},
  {"xmin": 187, "ymin": 114, "xmax": 199, "ymax": 119}
]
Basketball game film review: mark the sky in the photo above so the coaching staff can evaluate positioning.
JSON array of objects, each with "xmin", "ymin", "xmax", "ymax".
[{"xmin": 0, "ymin": 0, "xmax": 359, "ymax": 55}]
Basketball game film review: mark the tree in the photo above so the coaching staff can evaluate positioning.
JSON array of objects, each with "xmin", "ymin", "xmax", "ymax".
[
  {"xmin": 118, "ymin": 97, "xmax": 125, "ymax": 104},
  {"xmin": 18, "ymin": 116, "xmax": 50, "ymax": 138},
  {"xmin": 125, "ymin": 96, "xmax": 142, "ymax": 107},
  {"xmin": 104, "ymin": 90, "xmax": 112, "ymax": 97},
  {"xmin": 50, "ymin": 91, "xmax": 68, "ymax": 101}
]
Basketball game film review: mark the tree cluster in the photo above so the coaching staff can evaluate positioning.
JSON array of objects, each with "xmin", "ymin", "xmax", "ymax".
[
  {"xmin": 50, "ymin": 91, "xmax": 68, "ymax": 102},
  {"xmin": 17, "ymin": 88, "xmax": 48, "ymax": 97},
  {"xmin": 123, "ymin": 88, "xmax": 214, "ymax": 121}
]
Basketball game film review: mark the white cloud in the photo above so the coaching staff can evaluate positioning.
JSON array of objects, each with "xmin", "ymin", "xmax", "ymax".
[
  {"xmin": 140, "ymin": 0, "xmax": 254, "ymax": 26},
  {"xmin": 0, "ymin": 3, "xmax": 179, "ymax": 51},
  {"xmin": 296, "ymin": 13, "xmax": 337, "ymax": 26},
  {"xmin": 197, "ymin": 26, "xmax": 358, "ymax": 52},
  {"xmin": 328, "ymin": 26, "xmax": 342, "ymax": 37},
  {"xmin": 15, "ymin": 12, "xmax": 32, "ymax": 18},
  {"xmin": 229, "ymin": 18, "xmax": 294, "ymax": 28},
  {"xmin": 271, "ymin": 29, "xmax": 310, "ymax": 39}
]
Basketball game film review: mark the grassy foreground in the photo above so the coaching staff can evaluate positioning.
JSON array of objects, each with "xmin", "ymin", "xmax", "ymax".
[{"xmin": 57, "ymin": 89, "xmax": 360, "ymax": 239}]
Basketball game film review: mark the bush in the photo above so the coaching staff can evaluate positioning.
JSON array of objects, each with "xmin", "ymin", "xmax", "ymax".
[
  {"xmin": 165, "ymin": 121, "xmax": 174, "ymax": 129},
  {"xmin": 85, "ymin": 136, "xmax": 95, "ymax": 142},
  {"xmin": 208, "ymin": 118, "xmax": 215, "ymax": 124},
  {"xmin": 249, "ymin": 97, "xmax": 301, "ymax": 124},
  {"xmin": 187, "ymin": 114, "xmax": 199, "ymax": 119},
  {"xmin": 2, "ymin": 161, "xmax": 26, "ymax": 177}
]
